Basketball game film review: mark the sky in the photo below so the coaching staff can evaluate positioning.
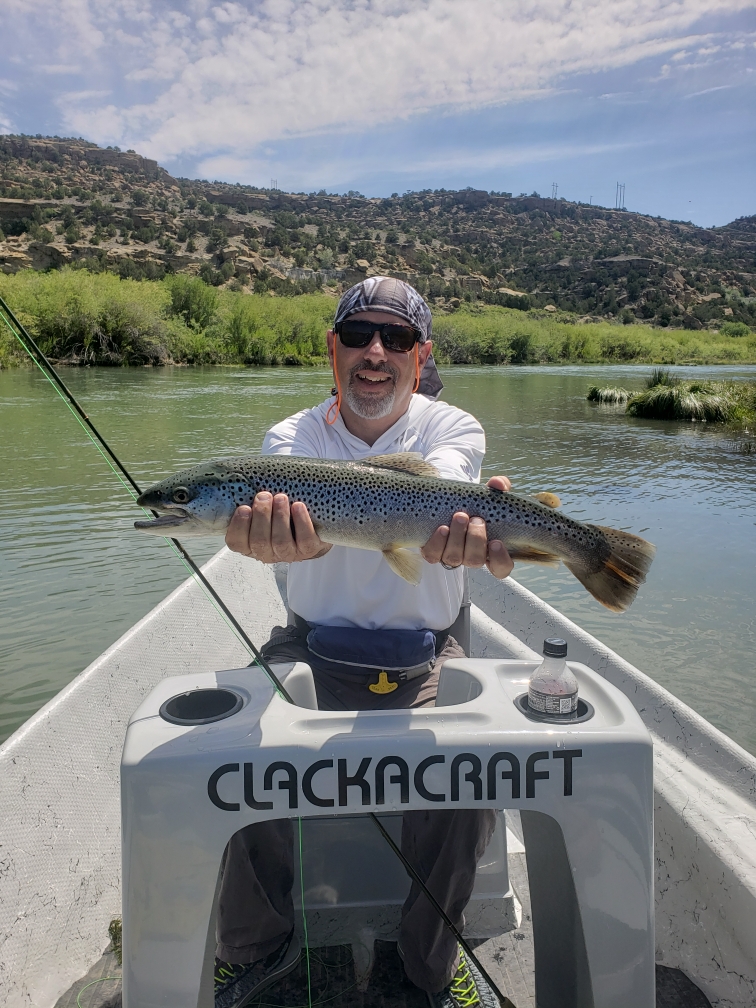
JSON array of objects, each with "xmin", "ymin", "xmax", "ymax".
[{"xmin": 0, "ymin": 0, "xmax": 754, "ymax": 226}]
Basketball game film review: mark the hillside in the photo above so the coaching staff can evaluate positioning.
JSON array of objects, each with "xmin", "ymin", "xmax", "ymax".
[{"xmin": 1, "ymin": 134, "xmax": 754, "ymax": 331}]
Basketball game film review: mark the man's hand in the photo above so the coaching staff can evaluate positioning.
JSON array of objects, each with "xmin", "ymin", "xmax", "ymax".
[
  {"xmin": 226, "ymin": 493, "xmax": 332, "ymax": 563},
  {"xmin": 421, "ymin": 476, "xmax": 514, "ymax": 580}
]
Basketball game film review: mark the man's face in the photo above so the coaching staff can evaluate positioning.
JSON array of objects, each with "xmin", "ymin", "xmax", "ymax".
[{"xmin": 327, "ymin": 310, "xmax": 432, "ymax": 420}]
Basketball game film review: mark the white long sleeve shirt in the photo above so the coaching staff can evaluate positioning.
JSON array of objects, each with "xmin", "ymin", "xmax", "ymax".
[{"xmin": 262, "ymin": 394, "xmax": 485, "ymax": 630}]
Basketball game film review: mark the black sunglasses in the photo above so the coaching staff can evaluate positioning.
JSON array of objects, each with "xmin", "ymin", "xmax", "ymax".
[{"xmin": 335, "ymin": 319, "xmax": 421, "ymax": 353}]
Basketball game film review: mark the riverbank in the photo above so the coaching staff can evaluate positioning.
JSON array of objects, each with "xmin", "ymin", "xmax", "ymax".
[{"xmin": 2, "ymin": 269, "xmax": 755, "ymax": 368}]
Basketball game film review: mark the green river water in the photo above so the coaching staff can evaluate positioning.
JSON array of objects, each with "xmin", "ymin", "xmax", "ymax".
[{"xmin": 1, "ymin": 364, "xmax": 755, "ymax": 753}]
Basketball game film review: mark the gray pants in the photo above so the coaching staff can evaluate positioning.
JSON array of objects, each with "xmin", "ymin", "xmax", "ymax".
[{"xmin": 216, "ymin": 628, "xmax": 496, "ymax": 993}]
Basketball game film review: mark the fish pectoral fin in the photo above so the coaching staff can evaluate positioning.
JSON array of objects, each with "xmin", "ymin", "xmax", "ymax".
[
  {"xmin": 506, "ymin": 545, "xmax": 561, "ymax": 568},
  {"xmin": 382, "ymin": 545, "xmax": 424, "ymax": 585},
  {"xmin": 532, "ymin": 492, "xmax": 561, "ymax": 508},
  {"xmin": 364, "ymin": 452, "xmax": 440, "ymax": 478}
]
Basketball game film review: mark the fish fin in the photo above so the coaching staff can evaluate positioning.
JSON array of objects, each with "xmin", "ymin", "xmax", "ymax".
[
  {"xmin": 363, "ymin": 452, "xmax": 440, "ymax": 478},
  {"xmin": 565, "ymin": 525, "xmax": 656, "ymax": 613},
  {"xmin": 382, "ymin": 546, "xmax": 424, "ymax": 585},
  {"xmin": 507, "ymin": 545, "xmax": 561, "ymax": 568},
  {"xmin": 532, "ymin": 492, "xmax": 561, "ymax": 509}
]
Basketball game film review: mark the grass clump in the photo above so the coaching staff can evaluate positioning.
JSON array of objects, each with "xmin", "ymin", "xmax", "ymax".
[
  {"xmin": 587, "ymin": 368, "xmax": 756, "ymax": 424},
  {"xmin": 627, "ymin": 382, "xmax": 738, "ymax": 421},
  {"xmin": 587, "ymin": 385, "xmax": 631, "ymax": 404},
  {"xmin": 108, "ymin": 917, "xmax": 122, "ymax": 965}
]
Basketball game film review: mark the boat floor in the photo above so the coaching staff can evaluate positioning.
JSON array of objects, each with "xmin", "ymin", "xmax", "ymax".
[{"xmin": 53, "ymin": 845, "xmax": 713, "ymax": 1008}]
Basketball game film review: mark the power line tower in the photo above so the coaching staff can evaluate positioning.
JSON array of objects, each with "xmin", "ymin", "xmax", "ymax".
[
  {"xmin": 270, "ymin": 178, "xmax": 278, "ymax": 191},
  {"xmin": 615, "ymin": 182, "xmax": 625, "ymax": 210},
  {"xmin": 551, "ymin": 182, "xmax": 558, "ymax": 199}
]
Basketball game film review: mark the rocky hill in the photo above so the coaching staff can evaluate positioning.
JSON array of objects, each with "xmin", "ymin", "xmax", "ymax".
[{"xmin": 1, "ymin": 134, "xmax": 754, "ymax": 330}]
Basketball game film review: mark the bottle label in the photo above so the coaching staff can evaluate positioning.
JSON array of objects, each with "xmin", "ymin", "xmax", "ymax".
[{"xmin": 528, "ymin": 688, "xmax": 578, "ymax": 715}]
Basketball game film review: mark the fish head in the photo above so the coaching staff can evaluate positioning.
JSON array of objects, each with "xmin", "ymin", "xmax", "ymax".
[{"xmin": 134, "ymin": 462, "xmax": 249, "ymax": 536}]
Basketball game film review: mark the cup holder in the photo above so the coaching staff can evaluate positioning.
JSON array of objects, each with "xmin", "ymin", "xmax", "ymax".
[
  {"xmin": 514, "ymin": 693, "xmax": 595, "ymax": 724},
  {"xmin": 159, "ymin": 688, "xmax": 244, "ymax": 726}
]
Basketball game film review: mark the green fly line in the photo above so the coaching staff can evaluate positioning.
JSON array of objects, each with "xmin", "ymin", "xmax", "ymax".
[{"xmin": 75, "ymin": 976, "xmax": 121, "ymax": 1008}]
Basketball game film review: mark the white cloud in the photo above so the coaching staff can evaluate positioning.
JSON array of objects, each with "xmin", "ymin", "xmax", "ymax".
[
  {"xmin": 197, "ymin": 137, "xmax": 650, "ymax": 192},
  {"xmin": 684, "ymin": 83, "xmax": 735, "ymax": 94},
  {"xmin": 37, "ymin": 64, "xmax": 82, "ymax": 74},
  {"xmin": 2, "ymin": 0, "xmax": 754, "ymax": 162}
]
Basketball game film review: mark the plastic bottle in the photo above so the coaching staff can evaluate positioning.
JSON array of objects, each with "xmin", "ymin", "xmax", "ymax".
[{"xmin": 528, "ymin": 638, "xmax": 578, "ymax": 715}]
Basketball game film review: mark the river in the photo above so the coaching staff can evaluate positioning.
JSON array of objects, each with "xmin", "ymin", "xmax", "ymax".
[{"xmin": 1, "ymin": 363, "xmax": 755, "ymax": 754}]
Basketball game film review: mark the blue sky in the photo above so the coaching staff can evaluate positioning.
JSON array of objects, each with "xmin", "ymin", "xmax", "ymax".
[{"xmin": 1, "ymin": 1, "xmax": 754, "ymax": 226}]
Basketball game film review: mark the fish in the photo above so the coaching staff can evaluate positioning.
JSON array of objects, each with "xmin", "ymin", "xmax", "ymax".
[{"xmin": 134, "ymin": 452, "xmax": 655, "ymax": 612}]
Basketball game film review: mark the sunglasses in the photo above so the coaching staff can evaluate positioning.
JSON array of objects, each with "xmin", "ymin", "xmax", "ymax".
[{"xmin": 335, "ymin": 319, "xmax": 421, "ymax": 353}]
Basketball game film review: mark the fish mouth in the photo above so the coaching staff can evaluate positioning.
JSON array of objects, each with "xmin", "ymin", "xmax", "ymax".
[{"xmin": 134, "ymin": 507, "xmax": 191, "ymax": 531}]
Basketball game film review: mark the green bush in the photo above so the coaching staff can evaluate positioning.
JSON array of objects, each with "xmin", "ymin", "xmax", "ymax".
[
  {"xmin": 165, "ymin": 274, "xmax": 218, "ymax": 329},
  {"xmin": 0, "ymin": 269, "xmax": 176, "ymax": 364},
  {"xmin": 720, "ymin": 320, "xmax": 751, "ymax": 337},
  {"xmin": 0, "ymin": 269, "xmax": 335, "ymax": 367},
  {"xmin": 2, "ymin": 272, "xmax": 756, "ymax": 370}
]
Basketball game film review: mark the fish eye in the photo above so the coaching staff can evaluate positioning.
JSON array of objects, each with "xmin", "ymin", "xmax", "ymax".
[{"xmin": 172, "ymin": 487, "xmax": 191, "ymax": 504}]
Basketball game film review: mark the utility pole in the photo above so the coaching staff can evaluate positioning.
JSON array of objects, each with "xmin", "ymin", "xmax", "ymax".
[
  {"xmin": 551, "ymin": 182, "xmax": 558, "ymax": 199},
  {"xmin": 615, "ymin": 182, "xmax": 625, "ymax": 210}
]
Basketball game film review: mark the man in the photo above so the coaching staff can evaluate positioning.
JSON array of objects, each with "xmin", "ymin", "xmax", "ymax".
[{"xmin": 214, "ymin": 277, "xmax": 514, "ymax": 1008}]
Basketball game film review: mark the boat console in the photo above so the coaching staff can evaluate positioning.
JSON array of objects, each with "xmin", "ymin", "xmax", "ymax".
[{"xmin": 121, "ymin": 658, "xmax": 654, "ymax": 1008}]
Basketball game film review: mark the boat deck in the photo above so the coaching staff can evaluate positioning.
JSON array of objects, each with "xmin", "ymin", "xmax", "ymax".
[{"xmin": 53, "ymin": 824, "xmax": 712, "ymax": 1008}]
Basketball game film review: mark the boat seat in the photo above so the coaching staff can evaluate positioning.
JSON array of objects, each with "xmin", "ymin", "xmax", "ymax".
[{"xmin": 121, "ymin": 657, "xmax": 655, "ymax": 1008}]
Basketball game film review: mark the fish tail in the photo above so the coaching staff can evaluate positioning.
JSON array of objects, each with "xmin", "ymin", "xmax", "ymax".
[{"xmin": 565, "ymin": 525, "xmax": 656, "ymax": 613}]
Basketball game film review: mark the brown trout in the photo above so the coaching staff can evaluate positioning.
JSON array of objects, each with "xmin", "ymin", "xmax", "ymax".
[{"xmin": 134, "ymin": 452, "xmax": 655, "ymax": 612}]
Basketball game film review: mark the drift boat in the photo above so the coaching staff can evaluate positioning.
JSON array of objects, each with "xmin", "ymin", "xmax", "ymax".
[{"xmin": 1, "ymin": 551, "xmax": 755, "ymax": 1008}]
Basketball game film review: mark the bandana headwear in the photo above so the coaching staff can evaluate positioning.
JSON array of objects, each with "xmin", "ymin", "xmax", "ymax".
[{"xmin": 334, "ymin": 276, "xmax": 444, "ymax": 400}]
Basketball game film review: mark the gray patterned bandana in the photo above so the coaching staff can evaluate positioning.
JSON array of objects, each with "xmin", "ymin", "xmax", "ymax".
[{"xmin": 334, "ymin": 276, "xmax": 443, "ymax": 399}]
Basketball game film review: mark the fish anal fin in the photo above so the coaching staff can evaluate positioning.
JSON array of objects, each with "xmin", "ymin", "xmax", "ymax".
[
  {"xmin": 532, "ymin": 492, "xmax": 561, "ymax": 509},
  {"xmin": 507, "ymin": 545, "xmax": 561, "ymax": 568},
  {"xmin": 382, "ymin": 545, "xmax": 424, "ymax": 585},
  {"xmin": 364, "ymin": 452, "xmax": 439, "ymax": 478}
]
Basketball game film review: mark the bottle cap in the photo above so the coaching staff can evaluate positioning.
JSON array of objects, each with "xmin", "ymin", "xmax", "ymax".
[{"xmin": 543, "ymin": 637, "xmax": 567, "ymax": 658}]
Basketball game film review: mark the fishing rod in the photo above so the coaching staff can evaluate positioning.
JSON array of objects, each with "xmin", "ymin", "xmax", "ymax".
[
  {"xmin": 0, "ymin": 293, "xmax": 293, "ymax": 705},
  {"xmin": 1, "ymin": 293, "xmax": 517, "ymax": 1008},
  {"xmin": 369, "ymin": 813, "xmax": 516, "ymax": 1008}
]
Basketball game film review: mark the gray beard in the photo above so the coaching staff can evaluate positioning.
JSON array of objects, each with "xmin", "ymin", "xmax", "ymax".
[{"xmin": 344, "ymin": 363, "xmax": 398, "ymax": 419}]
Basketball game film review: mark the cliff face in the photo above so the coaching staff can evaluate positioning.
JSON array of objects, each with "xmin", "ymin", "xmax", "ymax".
[{"xmin": 1, "ymin": 135, "xmax": 754, "ymax": 329}]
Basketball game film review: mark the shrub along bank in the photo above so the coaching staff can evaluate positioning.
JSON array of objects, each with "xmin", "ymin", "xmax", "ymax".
[{"xmin": 1, "ymin": 269, "xmax": 755, "ymax": 369}]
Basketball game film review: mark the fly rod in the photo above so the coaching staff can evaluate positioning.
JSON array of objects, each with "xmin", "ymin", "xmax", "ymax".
[
  {"xmin": 369, "ymin": 813, "xmax": 516, "ymax": 1008},
  {"xmin": 2, "ymin": 293, "xmax": 516, "ymax": 1008},
  {"xmin": 0, "ymin": 293, "xmax": 293, "ymax": 705}
]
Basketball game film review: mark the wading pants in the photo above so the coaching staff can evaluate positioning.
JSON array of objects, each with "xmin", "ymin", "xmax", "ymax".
[{"xmin": 215, "ymin": 627, "xmax": 497, "ymax": 994}]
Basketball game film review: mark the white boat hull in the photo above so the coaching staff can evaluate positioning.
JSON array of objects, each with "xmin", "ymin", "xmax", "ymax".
[{"xmin": 1, "ymin": 548, "xmax": 754, "ymax": 1007}]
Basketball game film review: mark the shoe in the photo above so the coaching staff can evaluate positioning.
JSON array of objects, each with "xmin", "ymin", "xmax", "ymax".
[
  {"xmin": 426, "ymin": 944, "xmax": 499, "ymax": 1008},
  {"xmin": 214, "ymin": 930, "xmax": 301, "ymax": 1008}
]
